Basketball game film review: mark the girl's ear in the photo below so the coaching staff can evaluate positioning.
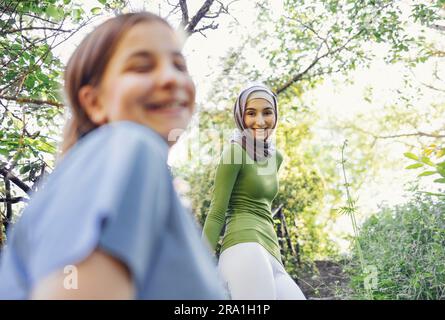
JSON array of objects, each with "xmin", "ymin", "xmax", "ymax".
[{"xmin": 78, "ymin": 85, "xmax": 108, "ymax": 125}]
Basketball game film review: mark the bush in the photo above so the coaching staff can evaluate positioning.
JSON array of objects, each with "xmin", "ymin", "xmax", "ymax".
[{"xmin": 348, "ymin": 193, "xmax": 445, "ymax": 300}]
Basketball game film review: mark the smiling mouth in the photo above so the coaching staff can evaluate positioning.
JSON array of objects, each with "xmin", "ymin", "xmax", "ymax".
[
  {"xmin": 251, "ymin": 129, "xmax": 271, "ymax": 139},
  {"xmin": 143, "ymin": 101, "xmax": 188, "ymax": 111}
]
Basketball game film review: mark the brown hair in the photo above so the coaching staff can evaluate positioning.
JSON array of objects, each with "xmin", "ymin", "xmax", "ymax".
[{"xmin": 60, "ymin": 12, "xmax": 171, "ymax": 155}]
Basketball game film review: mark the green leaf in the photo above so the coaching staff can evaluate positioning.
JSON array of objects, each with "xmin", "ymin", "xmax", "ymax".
[
  {"xmin": 405, "ymin": 163, "xmax": 423, "ymax": 169},
  {"xmin": 72, "ymin": 8, "xmax": 83, "ymax": 21},
  {"xmin": 46, "ymin": 5, "xmax": 60, "ymax": 20},
  {"xmin": 98, "ymin": 0, "xmax": 107, "ymax": 4},
  {"xmin": 36, "ymin": 140, "xmax": 56, "ymax": 154},
  {"xmin": 0, "ymin": 148, "xmax": 9, "ymax": 157},
  {"xmin": 436, "ymin": 149, "xmax": 445, "ymax": 158},
  {"xmin": 419, "ymin": 191, "xmax": 445, "ymax": 197},
  {"xmin": 19, "ymin": 165, "xmax": 31, "ymax": 175},
  {"xmin": 404, "ymin": 152, "xmax": 418, "ymax": 161},
  {"xmin": 91, "ymin": 7, "xmax": 101, "ymax": 15},
  {"xmin": 433, "ymin": 178, "xmax": 445, "ymax": 184},
  {"xmin": 418, "ymin": 171, "xmax": 437, "ymax": 177},
  {"xmin": 420, "ymin": 156, "xmax": 435, "ymax": 166}
]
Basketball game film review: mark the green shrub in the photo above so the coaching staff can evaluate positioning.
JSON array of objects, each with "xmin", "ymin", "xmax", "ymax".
[{"xmin": 348, "ymin": 193, "xmax": 445, "ymax": 299}]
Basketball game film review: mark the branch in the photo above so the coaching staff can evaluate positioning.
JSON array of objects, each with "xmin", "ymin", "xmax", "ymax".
[
  {"xmin": 164, "ymin": 2, "xmax": 180, "ymax": 19},
  {"xmin": 274, "ymin": 28, "xmax": 365, "ymax": 95},
  {"xmin": 185, "ymin": 0, "xmax": 215, "ymax": 36},
  {"xmin": 179, "ymin": 0, "xmax": 189, "ymax": 27},
  {"xmin": 347, "ymin": 125, "xmax": 445, "ymax": 140},
  {"xmin": 274, "ymin": 43, "xmax": 325, "ymax": 94},
  {"xmin": 0, "ymin": 197, "xmax": 28, "ymax": 204},
  {"xmin": 1, "ymin": 15, "xmax": 93, "ymax": 95},
  {"xmin": 374, "ymin": 131, "xmax": 445, "ymax": 139},
  {"xmin": 420, "ymin": 81, "xmax": 445, "ymax": 92},
  {"xmin": 1, "ymin": 26, "xmax": 72, "ymax": 36},
  {"xmin": 194, "ymin": 21, "xmax": 219, "ymax": 34},
  {"xmin": 431, "ymin": 24, "xmax": 445, "ymax": 32},
  {"xmin": 0, "ymin": 164, "xmax": 31, "ymax": 194},
  {"xmin": 22, "ymin": 12, "xmax": 59, "ymax": 25},
  {"xmin": 431, "ymin": 50, "xmax": 445, "ymax": 57},
  {"xmin": 285, "ymin": 15, "xmax": 331, "ymax": 51},
  {"xmin": 0, "ymin": 95, "xmax": 64, "ymax": 108},
  {"xmin": 3, "ymin": 176, "xmax": 12, "ymax": 232},
  {"xmin": 273, "ymin": 1, "xmax": 395, "ymax": 95},
  {"xmin": 204, "ymin": 0, "xmax": 228, "ymax": 19}
]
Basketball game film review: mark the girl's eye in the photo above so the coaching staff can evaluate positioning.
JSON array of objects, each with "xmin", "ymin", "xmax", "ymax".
[
  {"xmin": 127, "ymin": 64, "xmax": 154, "ymax": 73},
  {"xmin": 174, "ymin": 59, "xmax": 188, "ymax": 72}
]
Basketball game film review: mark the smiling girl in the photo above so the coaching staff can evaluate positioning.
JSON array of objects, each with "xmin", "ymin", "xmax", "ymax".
[
  {"xmin": 202, "ymin": 84, "xmax": 306, "ymax": 300},
  {"xmin": 0, "ymin": 12, "xmax": 225, "ymax": 300}
]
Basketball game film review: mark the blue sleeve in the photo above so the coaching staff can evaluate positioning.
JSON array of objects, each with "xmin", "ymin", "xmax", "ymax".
[
  {"xmin": 28, "ymin": 124, "xmax": 170, "ymax": 292},
  {"xmin": 96, "ymin": 142, "xmax": 172, "ymax": 291}
]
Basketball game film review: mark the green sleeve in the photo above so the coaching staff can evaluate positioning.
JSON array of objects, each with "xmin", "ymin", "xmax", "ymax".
[
  {"xmin": 202, "ymin": 143, "xmax": 242, "ymax": 252},
  {"xmin": 277, "ymin": 149, "xmax": 284, "ymax": 171}
]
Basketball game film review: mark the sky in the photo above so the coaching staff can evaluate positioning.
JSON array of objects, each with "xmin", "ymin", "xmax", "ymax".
[{"xmin": 53, "ymin": 0, "xmax": 444, "ymax": 253}]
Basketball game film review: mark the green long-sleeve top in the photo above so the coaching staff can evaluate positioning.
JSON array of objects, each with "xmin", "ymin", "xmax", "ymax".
[{"xmin": 202, "ymin": 142, "xmax": 284, "ymax": 264}]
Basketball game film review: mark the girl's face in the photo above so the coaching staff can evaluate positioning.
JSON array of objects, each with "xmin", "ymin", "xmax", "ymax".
[
  {"xmin": 243, "ymin": 98, "xmax": 276, "ymax": 140},
  {"xmin": 82, "ymin": 21, "xmax": 195, "ymax": 146}
]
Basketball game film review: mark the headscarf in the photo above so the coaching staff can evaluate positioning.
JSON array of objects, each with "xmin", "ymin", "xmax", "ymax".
[{"xmin": 230, "ymin": 83, "xmax": 278, "ymax": 162}]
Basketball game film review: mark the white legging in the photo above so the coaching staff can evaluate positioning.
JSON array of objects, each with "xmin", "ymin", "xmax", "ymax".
[{"xmin": 218, "ymin": 242, "xmax": 306, "ymax": 300}]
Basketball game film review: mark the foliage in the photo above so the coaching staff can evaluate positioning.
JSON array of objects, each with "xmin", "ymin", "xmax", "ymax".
[
  {"xmin": 274, "ymin": 115, "xmax": 337, "ymax": 265},
  {"xmin": 0, "ymin": 0, "xmax": 124, "ymax": 243},
  {"xmin": 176, "ymin": 96, "xmax": 337, "ymax": 265},
  {"xmin": 404, "ymin": 144, "xmax": 445, "ymax": 196},
  {"xmin": 347, "ymin": 193, "xmax": 445, "ymax": 299},
  {"xmin": 176, "ymin": 0, "xmax": 445, "ymax": 268},
  {"xmin": 338, "ymin": 140, "xmax": 373, "ymax": 299}
]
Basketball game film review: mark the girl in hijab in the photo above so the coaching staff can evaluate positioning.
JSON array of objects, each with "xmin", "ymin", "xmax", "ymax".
[
  {"xmin": 0, "ymin": 12, "xmax": 225, "ymax": 300},
  {"xmin": 202, "ymin": 83, "xmax": 306, "ymax": 300}
]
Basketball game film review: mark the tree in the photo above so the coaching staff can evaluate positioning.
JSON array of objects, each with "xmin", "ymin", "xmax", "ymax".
[
  {"xmin": 180, "ymin": 0, "xmax": 444, "ymax": 262},
  {"xmin": 0, "ymin": 0, "xmax": 107, "ymax": 244}
]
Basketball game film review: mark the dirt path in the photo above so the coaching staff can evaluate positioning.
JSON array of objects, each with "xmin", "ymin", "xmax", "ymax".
[{"xmin": 296, "ymin": 260, "xmax": 352, "ymax": 300}]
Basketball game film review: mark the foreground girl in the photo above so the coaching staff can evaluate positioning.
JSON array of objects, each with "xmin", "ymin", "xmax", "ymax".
[{"xmin": 0, "ymin": 12, "xmax": 225, "ymax": 300}]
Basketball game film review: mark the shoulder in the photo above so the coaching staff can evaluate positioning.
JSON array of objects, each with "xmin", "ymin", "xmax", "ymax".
[
  {"xmin": 275, "ymin": 149, "xmax": 284, "ymax": 169},
  {"xmin": 44, "ymin": 121, "xmax": 171, "ymax": 207},
  {"xmin": 220, "ymin": 142, "xmax": 244, "ymax": 166},
  {"xmin": 276, "ymin": 149, "xmax": 283, "ymax": 162},
  {"xmin": 62, "ymin": 121, "xmax": 169, "ymax": 167},
  {"xmin": 93, "ymin": 121, "xmax": 168, "ymax": 156},
  {"xmin": 222, "ymin": 142, "xmax": 243, "ymax": 155}
]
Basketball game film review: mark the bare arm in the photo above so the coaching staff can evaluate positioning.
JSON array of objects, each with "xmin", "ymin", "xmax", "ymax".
[{"xmin": 31, "ymin": 249, "xmax": 135, "ymax": 300}]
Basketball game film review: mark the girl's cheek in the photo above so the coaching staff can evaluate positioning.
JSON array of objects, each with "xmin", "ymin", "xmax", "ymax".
[
  {"xmin": 268, "ymin": 116, "xmax": 277, "ymax": 127},
  {"xmin": 119, "ymin": 76, "xmax": 153, "ymax": 102}
]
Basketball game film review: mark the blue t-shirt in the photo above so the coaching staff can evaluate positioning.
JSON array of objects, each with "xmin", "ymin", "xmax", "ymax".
[{"xmin": 0, "ymin": 121, "xmax": 227, "ymax": 299}]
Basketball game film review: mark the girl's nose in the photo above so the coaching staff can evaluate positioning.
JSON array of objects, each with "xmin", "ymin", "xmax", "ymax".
[
  {"xmin": 157, "ymin": 62, "xmax": 181, "ymax": 89},
  {"xmin": 256, "ymin": 115, "xmax": 266, "ymax": 127}
]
